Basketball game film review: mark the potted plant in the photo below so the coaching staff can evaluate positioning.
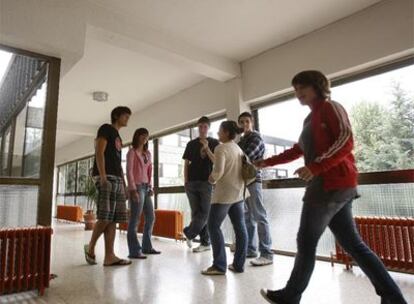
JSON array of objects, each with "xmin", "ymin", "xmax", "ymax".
[{"xmin": 83, "ymin": 176, "xmax": 97, "ymax": 230}]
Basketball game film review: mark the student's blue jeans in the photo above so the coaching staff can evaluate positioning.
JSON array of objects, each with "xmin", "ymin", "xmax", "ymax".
[
  {"xmin": 245, "ymin": 181, "xmax": 273, "ymax": 259},
  {"xmin": 281, "ymin": 199, "xmax": 407, "ymax": 304},
  {"xmin": 208, "ymin": 201, "xmax": 248, "ymax": 272},
  {"xmin": 184, "ymin": 181, "xmax": 213, "ymax": 246},
  {"xmin": 127, "ymin": 184, "xmax": 155, "ymax": 256}
]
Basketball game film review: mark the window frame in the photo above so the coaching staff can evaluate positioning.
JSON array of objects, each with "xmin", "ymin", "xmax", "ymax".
[{"xmin": 0, "ymin": 43, "xmax": 61, "ymax": 226}]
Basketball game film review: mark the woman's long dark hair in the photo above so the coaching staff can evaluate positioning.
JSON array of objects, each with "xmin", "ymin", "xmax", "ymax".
[
  {"xmin": 220, "ymin": 121, "xmax": 243, "ymax": 140},
  {"xmin": 132, "ymin": 128, "xmax": 149, "ymax": 151}
]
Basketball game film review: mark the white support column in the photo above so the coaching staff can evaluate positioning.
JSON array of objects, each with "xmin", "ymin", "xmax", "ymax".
[{"xmin": 225, "ymin": 78, "xmax": 251, "ymax": 122}]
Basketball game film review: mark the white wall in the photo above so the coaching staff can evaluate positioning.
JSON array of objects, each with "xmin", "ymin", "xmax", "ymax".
[{"xmin": 242, "ymin": 0, "xmax": 414, "ymax": 103}]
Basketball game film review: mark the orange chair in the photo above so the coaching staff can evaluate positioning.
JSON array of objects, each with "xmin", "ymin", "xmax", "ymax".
[
  {"xmin": 56, "ymin": 205, "xmax": 83, "ymax": 222},
  {"xmin": 119, "ymin": 209, "xmax": 183, "ymax": 240}
]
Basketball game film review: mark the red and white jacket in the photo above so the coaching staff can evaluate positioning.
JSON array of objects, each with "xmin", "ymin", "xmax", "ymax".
[{"xmin": 263, "ymin": 99, "xmax": 358, "ymax": 191}]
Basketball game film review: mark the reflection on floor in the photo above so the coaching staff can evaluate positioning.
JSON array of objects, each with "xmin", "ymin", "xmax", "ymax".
[{"xmin": 1, "ymin": 221, "xmax": 413, "ymax": 304}]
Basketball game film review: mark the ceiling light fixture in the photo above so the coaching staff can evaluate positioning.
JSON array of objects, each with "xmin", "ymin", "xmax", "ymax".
[{"xmin": 92, "ymin": 91, "xmax": 109, "ymax": 102}]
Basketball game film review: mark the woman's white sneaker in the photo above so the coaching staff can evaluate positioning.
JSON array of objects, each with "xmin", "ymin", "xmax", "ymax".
[{"xmin": 250, "ymin": 256, "xmax": 273, "ymax": 266}]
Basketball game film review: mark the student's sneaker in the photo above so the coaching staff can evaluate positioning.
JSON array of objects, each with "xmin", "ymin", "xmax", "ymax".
[
  {"xmin": 183, "ymin": 230, "xmax": 193, "ymax": 248},
  {"xmin": 192, "ymin": 245, "xmax": 211, "ymax": 253},
  {"xmin": 201, "ymin": 265, "xmax": 226, "ymax": 276},
  {"xmin": 186, "ymin": 238, "xmax": 193, "ymax": 249},
  {"xmin": 260, "ymin": 289, "xmax": 289, "ymax": 304},
  {"xmin": 251, "ymin": 256, "xmax": 273, "ymax": 266},
  {"xmin": 228, "ymin": 264, "xmax": 244, "ymax": 273}
]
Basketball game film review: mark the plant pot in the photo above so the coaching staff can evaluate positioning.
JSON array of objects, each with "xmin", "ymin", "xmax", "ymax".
[{"xmin": 84, "ymin": 211, "xmax": 96, "ymax": 231}]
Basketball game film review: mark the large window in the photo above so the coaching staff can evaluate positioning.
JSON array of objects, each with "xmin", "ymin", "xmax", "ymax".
[
  {"xmin": 56, "ymin": 156, "xmax": 94, "ymax": 210},
  {"xmin": 0, "ymin": 75, "xmax": 47, "ymax": 178},
  {"xmin": 333, "ymin": 65, "xmax": 414, "ymax": 173},
  {"xmin": 0, "ymin": 46, "xmax": 60, "ymax": 227},
  {"xmin": 258, "ymin": 64, "xmax": 414, "ymax": 177},
  {"xmin": 57, "ymin": 139, "xmax": 155, "ymax": 209},
  {"xmin": 256, "ymin": 63, "xmax": 414, "ymax": 256}
]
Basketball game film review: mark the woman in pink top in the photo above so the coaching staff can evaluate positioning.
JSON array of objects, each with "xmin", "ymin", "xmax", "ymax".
[{"xmin": 126, "ymin": 128, "xmax": 160, "ymax": 258}]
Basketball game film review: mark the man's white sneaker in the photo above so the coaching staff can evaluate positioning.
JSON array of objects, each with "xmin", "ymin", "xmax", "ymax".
[
  {"xmin": 250, "ymin": 256, "xmax": 273, "ymax": 266},
  {"xmin": 192, "ymin": 245, "xmax": 211, "ymax": 253},
  {"xmin": 186, "ymin": 238, "xmax": 193, "ymax": 249}
]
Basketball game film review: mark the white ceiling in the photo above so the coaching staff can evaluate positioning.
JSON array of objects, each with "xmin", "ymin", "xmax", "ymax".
[
  {"xmin": 56, "ymin": 0, "xmax": 381, "ymax": 149},
  {"xmin": 59, "ymin": 38, "xmax": 203, "ymax": 125},
  {"xmin": 57, "ymin": 37, "xmax": 204, "ymax": 147},
  {"xmin": 89, "ymin": 0, "xmax": 381, "ymax": 61}
]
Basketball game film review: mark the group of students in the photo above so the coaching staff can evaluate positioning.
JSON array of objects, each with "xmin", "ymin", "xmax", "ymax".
[{"xmin": 83, "ymin": 70, "xmax": 407, "ymax": 304}]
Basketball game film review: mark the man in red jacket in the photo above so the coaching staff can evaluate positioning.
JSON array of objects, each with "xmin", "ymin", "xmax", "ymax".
[{"xmin": 259, "ymin": 71, "xmax": 407, "ymax": 304}]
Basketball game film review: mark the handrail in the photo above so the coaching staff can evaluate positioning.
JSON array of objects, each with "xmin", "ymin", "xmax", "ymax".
[
  {"xmin": 56, "ymin": 169, "xmax": 414, "ymax": 198},
  {"xmin": 0, "ymin": 177, "xmax": 41, "ymax": 186}
]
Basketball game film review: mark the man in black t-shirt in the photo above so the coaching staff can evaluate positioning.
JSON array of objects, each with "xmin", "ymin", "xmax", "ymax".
[
  {"xmin": 84, "ymin": 106, "xmax": 132, "ymax": 267},
  {"xmin": 183, "ymin": 116, "xmax": 219, "ymax": 253}
]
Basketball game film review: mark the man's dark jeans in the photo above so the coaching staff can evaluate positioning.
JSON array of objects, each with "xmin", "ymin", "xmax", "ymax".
[{"xmin": 183, "ymin": 181, "xmax": 213, "ymax": 245}]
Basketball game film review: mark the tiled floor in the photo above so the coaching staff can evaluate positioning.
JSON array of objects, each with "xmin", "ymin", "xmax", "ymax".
[{"xmin": 1, "ymin": 222, "xmax": 413, "ymax": 304}]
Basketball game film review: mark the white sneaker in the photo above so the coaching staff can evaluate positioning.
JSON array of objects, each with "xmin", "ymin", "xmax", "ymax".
[
  {"xmin": 250, "ymin": 256, "xmax": 273, "ymax": 266},
  {"xmin": 192, "ymin": 245, "xmax": 211, "ymax": 253},
  {"xmin": 186, "ymin": 238, "xmax": 193, "ymax": 249}
]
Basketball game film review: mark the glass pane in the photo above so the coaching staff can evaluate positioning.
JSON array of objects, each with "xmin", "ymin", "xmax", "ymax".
[
  {"xmin": 76, "ymin": 195, "xmax": 88, "ymax": 211},
  {"xmin": 353, "ymin": 183, "xmax": 414, "ymax": 217},
  {"xmin": 0, "ymin": 185, "xmax": 38, "ymax": 227},
  {"xmin": 58, "ymin": 165, "xmax": 67, "ymax": 194},
  {"xmin": 10, "ymin": 105, "xmax": 27, "ymax": 176},
  {"xmin": 258, "ymin": 182, "xmax": 414, "ymax": 257},
  {"xmin": 64, "ymin": 195, "xmax": 76, "ymax": 205},
  {"xmin": 159, "ymin": 129, "xmax": 190, "ymax": 186},
  {"xmin": 331, "ymin": 65, "xmax": 414, "ymax": 172},
  {"xmin": 22, "ymin": 82, "xmax": 47, "ymax": 177},
  {"xmin": 65, "ymin": 162, "xmax": 77, "ymax": 193},
  {"xmin": 259, "ymin": 100, "xmax": 307, "ymax": 179},
  {"xmin": 56, "ymin": 195, "xmax": 64, "ymax": 206},
  {"xmin": 1, "ymin": 125, "xmax": 11, "ymax": 175},
  {"xmin": 260, "ymin": 188, "xmax": 335, "ymax": 256},
  {"xmin": 77, "ymin": 159, "xmax": 89, "ymax": 193}
]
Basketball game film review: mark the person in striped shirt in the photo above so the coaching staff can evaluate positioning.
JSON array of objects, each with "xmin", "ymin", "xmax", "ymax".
[{"xmin": 238, "ymin": 112, "xmax": 273, "ymax": 266}]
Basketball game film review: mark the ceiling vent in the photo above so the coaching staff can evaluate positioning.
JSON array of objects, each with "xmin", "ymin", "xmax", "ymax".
[{"xmin": 92, "ymin": 91, "xmax": 108, "ymax": 102}]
